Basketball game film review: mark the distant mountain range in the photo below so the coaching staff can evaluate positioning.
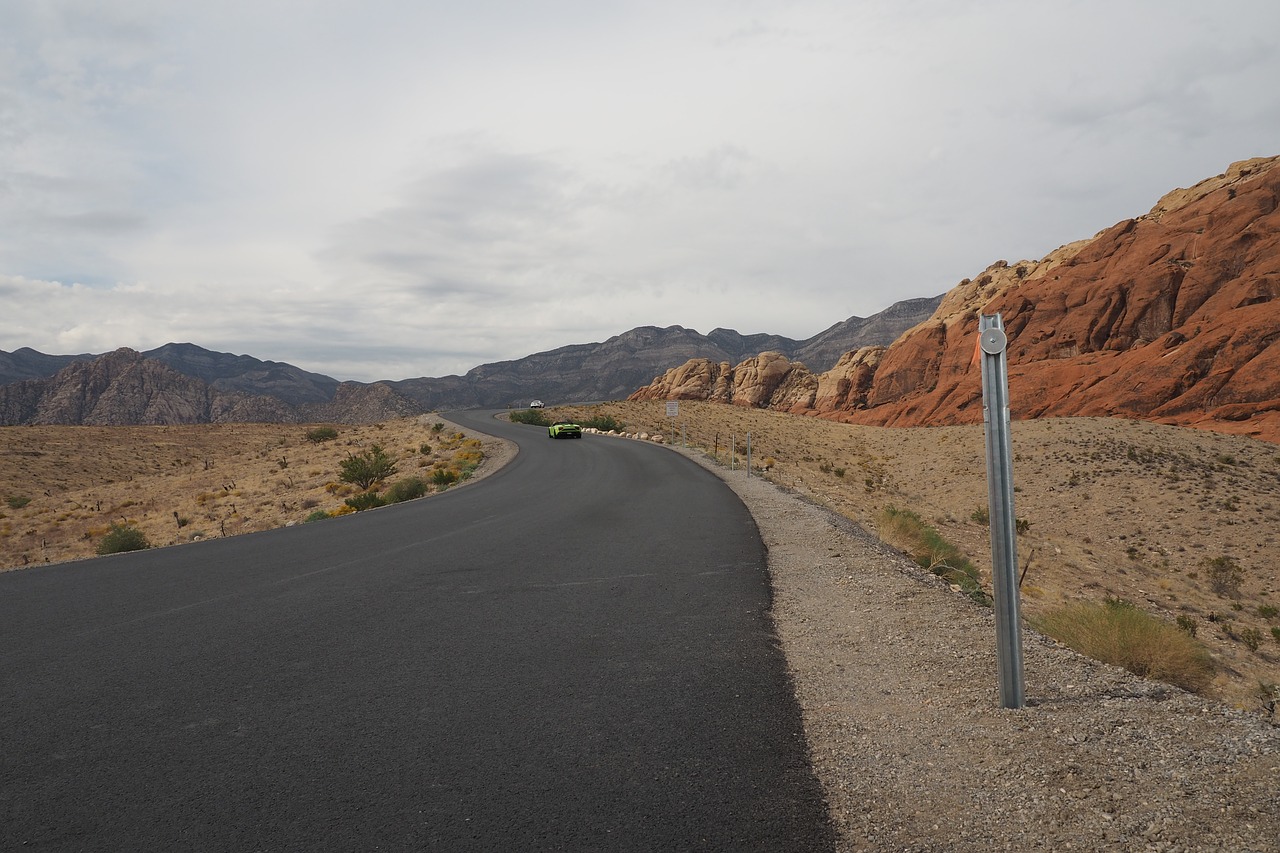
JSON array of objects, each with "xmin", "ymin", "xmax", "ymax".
[
  {"xmin": 0, "ymin": 296, "xmax": 941, "ymax": 425},
  {"xmin": 5, "ymin": 158, "xmax": 1276, "ymax": 441}
]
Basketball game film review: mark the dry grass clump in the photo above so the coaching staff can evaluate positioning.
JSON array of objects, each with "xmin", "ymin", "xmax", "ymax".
[
  {"xmin": 1033, "ymin": 598, "xmax": 1216, "ymax": 693},
  {"xmin": 877, "ymin": 506, "xmax": 988, "ymax": 605}
]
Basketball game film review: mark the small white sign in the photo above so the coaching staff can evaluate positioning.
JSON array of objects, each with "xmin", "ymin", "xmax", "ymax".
[{"xmin": 665, "ymin": 401, "xmax": 679, "ymax": 418}]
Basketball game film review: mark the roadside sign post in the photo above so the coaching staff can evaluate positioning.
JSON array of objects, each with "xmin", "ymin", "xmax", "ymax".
[
  {"xmin": 666, "ymin": 401, "xmax": 679, "ymax": 445},
  {"xmin": 979, "ymin": 313, "xmax": 1025, "ymax": 710}
]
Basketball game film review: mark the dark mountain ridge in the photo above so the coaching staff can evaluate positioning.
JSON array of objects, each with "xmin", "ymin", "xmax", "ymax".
[{"xmin": 0, "ymin": 296, "xmax": 941, "ymax": 424}]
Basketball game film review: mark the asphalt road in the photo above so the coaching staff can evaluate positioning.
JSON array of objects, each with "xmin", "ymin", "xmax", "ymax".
[{"xmin": 0, "ymin": 411, "xmax": 836, "ymax": 851}]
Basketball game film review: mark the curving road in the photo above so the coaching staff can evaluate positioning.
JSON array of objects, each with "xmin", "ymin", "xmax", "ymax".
[{"xmin": 0, "ymin": 411, "xmax": 835, "ymax": 851}]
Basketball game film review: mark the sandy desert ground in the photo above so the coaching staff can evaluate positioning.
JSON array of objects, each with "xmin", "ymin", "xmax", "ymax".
[{"xmin": 0, "ymin": 415, "xmax": 509, "ymax": 572}]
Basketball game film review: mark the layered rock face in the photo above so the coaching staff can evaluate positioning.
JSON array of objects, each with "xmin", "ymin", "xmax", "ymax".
[
  {"xmin": 639, "ymin": 352, "xmax": 820, "ymax": 412},
  {"xmin": 632, "ymin": 156, "xmax": 1280, "ymax": 443}
]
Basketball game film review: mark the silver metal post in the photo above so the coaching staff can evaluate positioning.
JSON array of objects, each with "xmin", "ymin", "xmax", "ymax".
[
  {"xmin": 746, "ymin": 433, "xmax": 752, "ymax": 477},
  {"xmin": 979, "ymin": 313, "xmax": 1025, "ymax": 709}
]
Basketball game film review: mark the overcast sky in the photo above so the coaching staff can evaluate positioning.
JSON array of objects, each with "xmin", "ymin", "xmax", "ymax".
[{"xmin": 2, "ymin": 1, "xmax": 1278, "ymax": 382}]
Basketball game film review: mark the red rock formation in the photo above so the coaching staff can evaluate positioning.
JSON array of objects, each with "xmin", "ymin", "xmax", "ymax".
[
  {"xmin": 632, "ymin": 156, "xmax": 1280, "ymax": 443},
  {"xmin": 837, "ymin": 156, "xmax": 1280, "ymax": 441}
]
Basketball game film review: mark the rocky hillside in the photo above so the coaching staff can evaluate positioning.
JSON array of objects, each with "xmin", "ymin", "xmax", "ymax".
[
  {"xmin": 0, "ymin": 349, "xmax": 418, "ymax": 426},
  {"xmin": 144, "ymin": 342, "xmax": 340, "ymax": 406},
  {"xmin": 386, "ymin": 297, "xmax": 940, "ymax": 410},
  {"xmin": 0, "ymin": 344, "xmax": 342, "ymax": 409},
  {"xmin": 0, "ymin": 348, "xmax": 93, "ymax": 383},
  {"xmin": 632, "ymin": 156, "xmax": 1280, "ymax": 444},
  {"xmin": 0, "ymin": 298, "xmax": 939, "ymax": 423}
]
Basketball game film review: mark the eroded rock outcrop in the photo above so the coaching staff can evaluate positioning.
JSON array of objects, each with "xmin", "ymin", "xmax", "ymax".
[{"xmin": 633, "ymin": 352, "xmax": 819, "ymax": 411}]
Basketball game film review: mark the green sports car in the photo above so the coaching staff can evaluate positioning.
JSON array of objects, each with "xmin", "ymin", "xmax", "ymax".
[{"xmin": 548, "ymin": 421, "xmax": 583, "ymax": 439}]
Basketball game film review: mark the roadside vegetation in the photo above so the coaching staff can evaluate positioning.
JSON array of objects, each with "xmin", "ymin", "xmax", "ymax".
[
  {"xmin": 508, "ymin": 408, "xmax": 551, "ymax": 426},
  {"xmin": 507, "ymin": 407, "xmax": 624, "ymax": 433},
  {"xmin": 327, "ymin": 431, "xmax": 484, "ymax": 516},
  {"xmin": 96, "ymin": 523, "xmax": 151, "ymax": 555},
  {"xmin": 877, "ymin": 506, "xmax": 990, "ymax": 606},
  {"xmin": 1033, "ymin": 598, "xmax": 1216, "ymax": 693}
]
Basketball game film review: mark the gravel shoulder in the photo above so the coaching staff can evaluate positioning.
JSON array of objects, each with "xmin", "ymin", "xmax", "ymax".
[{"xmin": 669, "ymin": 443, "xmax": 1280, "ymax": 852}]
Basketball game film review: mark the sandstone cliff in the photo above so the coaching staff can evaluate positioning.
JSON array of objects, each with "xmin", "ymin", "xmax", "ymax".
[{"xmin": 632, "ymin": 156, "xmax": 1280, "ymax": 443}]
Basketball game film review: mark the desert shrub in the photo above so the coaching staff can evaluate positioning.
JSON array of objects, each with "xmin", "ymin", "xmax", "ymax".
[
  {"xmin": 1258, "ymin": 605, "xmax": 1278, "ymax": 620},
  {"xmin": 305, "ymin": 426, "xmax": 339, "ymax": 443},
  {"xmin": 1176, "ymin": 614, "xmax": 1198, "ymax": 637},
  {"xmin": 339, "ymin": 444, "xmax": 398, "ymax": 490},
  {"xmin": 431, "ymin": 468, "xmax": 459, "ymax": 489},
  {"xmin": 1204, "ymin": 555, "xmax": 1244, "ymax": 598},
  {"xmin": 455, "ymin": 447, "xmax": 484, "ymax": 462},
  {"xmin": 97, "ymin": 523, "xmax": 151, "ymax": 555},
  {"xmin": 304, "ymin": 510, "xmax": 330, "ymax": 523},
  {"xmin": 344, "ymin": 492, "xmax": 387, "ymax": 511},
  {"xmin": 580, "ymin": 414, "xmax": 623, "ymax": 432},
  {"xmin": 971, "ymin": 507, "xmax": 989, "ymax": 525},
  {"xmin": 6, "ymin": 496, "xmax": 31, "ymax": 510},
  {"xmin": 878, "ymin": 506, "xmax": 989, "ymax": 606},
  {"xmin": 385, "ymin": 477, "xmax": 428, "ymax": 503},
  {"xmin": 1272, "ymin": 627, "xmax": 1280, "ymax": 644},
  {"xmin": 1033, "ymin": 598, "xmax": 1214, "ymax": 693},
  {"xmin": 431, "ymin": 422, "xmax": 445, "ymax": 433},
  {"xmin": 509, "ymin": 409, "xmax": 551, "ymax": 426},
  {"xmin": 419, "ymin": 443, "xmax": 432, "ymax": 455},
  {"xmin": 1241, "ymin": 627, "xmax": 1263, "ymax": 653}
]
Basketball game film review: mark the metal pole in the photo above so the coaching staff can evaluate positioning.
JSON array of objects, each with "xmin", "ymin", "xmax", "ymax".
[
  {"xmin": 745, "ymin": 433, "xmax": 752, "ymax": 477},
  {"xmin": 979, "ymin": 313, "xmax": 1025, "ymax": 709},
  {"xmin": 730, "ymin": 433, "xmax": 736, "ymax": 469}
]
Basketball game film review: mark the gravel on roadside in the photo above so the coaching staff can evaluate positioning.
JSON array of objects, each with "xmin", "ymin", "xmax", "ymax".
[{"xmin": 670, "ymin": 443, "xmax": 1280, "ymax": 853}]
